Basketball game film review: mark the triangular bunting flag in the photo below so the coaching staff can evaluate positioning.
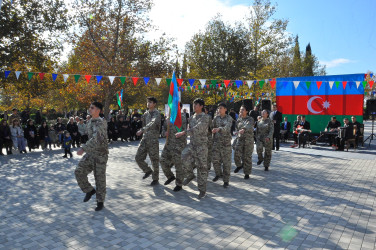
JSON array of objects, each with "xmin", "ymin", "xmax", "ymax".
[
  {"xmin": 335, "ymin": 81, "xmax": 340, "ymax": 88},
  {"xmin": 144, "ymin": 77, "xmax": 150, "ymax": 85},
  {"xmin": 96, "ymin": 75, "xmax": 103, "ymax": 83},
  {"xmin": 39, "ymin": 73, "xmax": 45, "ymax": 80},
  {"xmin": 177, "ymin": 78, "xmax": 183, "ymax": 86},
  {"xmin": 270, "ymin": 79, "xmax": 276, "ymax": 89},
  {"xmin": 305, "ymin": 81, "xmax": 311, "ymax": 89},
  {"xmin": 362, "ymin": 81, "xmax": 367, "ymax": 89},
  {"xmin": 108, "ymin": 76, "xmax": 116, "ymax": 85},
  {"xmin": 15, "ymin": 71, "xmax": 22, "ymax": 79},
  {"xmin": 224, "ymin": 80, "xmax": 231, "ymax": 88},
  {"xmin": 132, "ymin": 77, "xmax": 139, "ymax": 86},
  {"xmin": 235, "ymin": 80, "xmax": 242, "ymax": 88},
  {"xmin": 120, "ymin": 76, "xmax": 126, "ymax": 85},
  {"xmin": 293, "ymin": 81, "xmax": 300, "ymax": 89},
  {"xmin": 63, "ymin": 74, "xmax": 69, "ymax": 83},
  {"xmin": 211, "ymin": 80, "xmax": 217, "ymax": 86},
  {"xmin": 52, "ymin": 73, "xmax": 58, "ymax": 82},
  {"xmin": 166, "ymin": 78, "xmax": 172, "ymax": 87},
  {"xmin": 74, "ymin": 74, "xmax": 80, "ymax": 83},
  {"xmin": 348, "ymin": 82, "xmax": 355, "ymax": 89},
  {"xmin": 4, "ymin": 70, "xmax": 11, "ymax": 79},
  {"xmin": 259, "ymin": 80, "xmax": 265, "ymax": 89},
  {"xmin": 342, "ymin": 81, "xmax": 347, "ymax": 89},
  {"xmin": 356, "ymin": 81, "xmax": 361, "ymax": 89},
  {"xmin": 85, "ymin": 75, "xmax": 92, "ymax": 83},
  {"xmin": 316, "ymin": 81, "xmax": 322, "ymax": 90},
  {"xmin": 199, "ymin": 79, "xmax": 206, "ymax": 88},
  {"xmin": 329, "ymin": 81, "xmax": 334, "ymax": 89},
  {"xmin": 27, "ymin": 72, "xmax": 34, "ymax": 80},
  {"xmin": 188, "ymin": 79, "xmax": 195, "ymax": 87},
  {"xmin": 246, "ymin": 80, "xmax": 253, "ymax": 89},
  {"xmin": 369, "ymin": 81, "xmax": 374, "ymax": 89},
  {"xmin": 155, "ymin": 78, "xmax": 162, "ymax": 86}
]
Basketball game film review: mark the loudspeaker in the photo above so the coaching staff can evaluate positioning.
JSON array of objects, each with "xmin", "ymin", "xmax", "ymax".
[
  {"xmin": 366, "ymin": 99, "xmax": 376, "ymax": 114},
  {"xmin": 261, "ymin": 100, "xmax": 271, "ymax": 111}
]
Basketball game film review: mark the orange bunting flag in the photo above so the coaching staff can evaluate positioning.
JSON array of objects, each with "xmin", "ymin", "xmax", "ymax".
[
  {"xmin": 342, "ymin": 81, "xmax": 347, "ymax": 89},
  {"xmin": 177, "ymin": 78, "xmax": 184, "ymax": 86},
  {"xmin": 316, "ymin": 81, "xmax": 322, "ymax": 90},
  {"xmin": 224, "ymin": 80, "xmax": 231, "ymax": 88},
  {"xmin": 270, "ymin": 78, "xmax": 276, "ymax": 89},
  {"xmin": 85, "ymin": 75, "xmax": 92, "ymax": 83}
]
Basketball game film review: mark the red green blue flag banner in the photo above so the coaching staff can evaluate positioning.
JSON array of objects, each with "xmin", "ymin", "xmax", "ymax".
[
  {"xmin": 276, "ymin": 74, "xmax": 365, "ymax": 133},
  {"xmin": 117, "ymin": 89, "xmax": 123, "ymax": 108},
  {"xmin": 168, "ymin": 71, "xmax": 182, "ymax": 132}
]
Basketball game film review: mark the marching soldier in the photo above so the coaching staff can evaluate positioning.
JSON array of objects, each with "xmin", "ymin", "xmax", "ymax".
[
  {"xmin": 176, "ymin": 98, "xmax": 209, "ymax": 199},
  {"xmin": 233, "ymin": 105, "xmax": 254, "ymax": 179},
  {"xmin": 75, "ymin": 102, "xmax": 109, "ymax": 211},
  {"xmin": 160, "ymin": 107, "xmax": 187, "ymax": 192},
  {"xmin": 256, "ymin": 109, "xmax": 274, "ymax": 171},
  {"xmin": 205, "ymin": 107, "xmax": 213, "ymax": 170},
  {"xmin": 211, "ymin": 103, "xmax": 233, "ymax": 188},
  {"xmin": 135, "ymin": 97, "xmax": 161, "ymax": 185}
]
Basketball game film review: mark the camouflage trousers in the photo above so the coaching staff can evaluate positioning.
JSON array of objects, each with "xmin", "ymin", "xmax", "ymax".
[
  {"xmin": 256, "ymin": 138, "xmax": 272, "ymax": 167},
  {"xmin": 75, "ymin": 153, "xmax": 108, "ymax": 202},
  {"xmin": 207, "ymin": 138, "xmax": 213, "ymax": 170},
  {"xmin": 234, "ymin": 138, "xmax": 254, "ymax": 175},
  {"xmin": 182, "ymin": 143, "xmax": 208, "ymax": 192},
  {"xmin": 135, "ymin": 138, "xmax": 159, "ymax": 181},
  {"xmin": 160, "ymin": 145, "xmax": 184, "ymax": 187},
  {"xmin": 212, "ymin": 140, "xmax": 232, "ymax": 182}
]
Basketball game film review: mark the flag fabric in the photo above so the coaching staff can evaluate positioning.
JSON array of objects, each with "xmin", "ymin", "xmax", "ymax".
[
  {"xmin": 117, "ymin": 89, "xmax": 123, "ymax": 108},
  {"xmin": 168, "ymin": 71, "xmax": 182, "ymax": 131},
  {"xmin": 276, "ymin": 74, "xmax": 365, "ymax": 133}
]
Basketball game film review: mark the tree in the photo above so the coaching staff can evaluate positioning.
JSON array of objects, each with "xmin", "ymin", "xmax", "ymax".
[
  {"xmin": 247, "ymin": 0, "xmax": 292, "ymax": 79},
  {"xmin": 68, "ymin": 0, "xmax": 176, "ymax": 116},
  {"xmin": 291, "ymin": 35, "xmax": 302, "ymax": 76}
]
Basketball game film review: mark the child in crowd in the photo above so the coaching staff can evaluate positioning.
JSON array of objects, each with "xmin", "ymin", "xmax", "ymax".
[{"xmin": 63, "ymin": 131, "xmax": 73, "ymax": 158}]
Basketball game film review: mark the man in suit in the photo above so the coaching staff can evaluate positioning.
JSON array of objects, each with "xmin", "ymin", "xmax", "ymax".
[
  {"xmin": 269, "ymin": 104, "xmax": 283, "ymax": 150},
  {"xmin": 280, "ymin": 117, "xmax": 291, "ymax": 142}
]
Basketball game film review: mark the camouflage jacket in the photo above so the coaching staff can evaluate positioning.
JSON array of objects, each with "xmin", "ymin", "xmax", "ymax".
[
  {"xmin": 256, "ymin": 117, "xmax": 274, "ymax": 140},
  {"xmin": 82, "ymin": 117, "xmax": 109, "ymax": 155},
  {"xmin": 141, "ymin": 109, "xmax": 161, "ymax": 140},
  {"xmin": 236, "ymin": 116, "xmax": 254, "ymax": 141},
  {"xmin": 212, "ymin": 114, "xmax": 233, "ymax": 144},
  {"xmin": 187, "ymin": 112, "xmax": 209, "ymax": 145},
  {"xmin": 163, "ymin": 115, "xmax": 187, "ymax": 150}
]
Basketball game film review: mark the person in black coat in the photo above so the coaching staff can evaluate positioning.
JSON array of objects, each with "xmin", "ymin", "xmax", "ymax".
[
  {"xmin": 66, "ymin": 117, "xmax": 80, "ymax": 147},
  {"xmin": 24, "ymin": 119, "xmax": 39, "ymax": 152},
  {"xmin": 269, "ymin": 104, "xmax": 283, "ymax": 150},
  {"xmin": 54, "ymin": 118, "xmax": 66, "ymax": 146},
  {"xmin": 280, "ymin": 117, "xmax": 291, "ymax": 141},
  {"xmin": 325, "ymin": 116, "xmax": 341, "ymax": 146},
  {"xmin": 107, "ymin": 117, "xmax": 119, "ymax": 142},
  {"xmin": 38, "ymin": 121, "xmax": 52, "ymax": 150},
  {"xmin": 335, "ymin": 118, "xmax": 354, "ymax": 151},
  {"xmin": 0, "ymin": 119, "xmax": 13, "ymax": 155},
  {"xmin": 297, "ymin": 115, "xmax": 311, "ymax": 148},
  {"xmin": 117, "ymin": 116, "xmax": 130, "ymax": 142}
]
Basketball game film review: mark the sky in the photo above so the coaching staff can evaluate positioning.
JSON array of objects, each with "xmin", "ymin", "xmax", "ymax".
[{"xmin": 148, "ymin": 0, "xmax": 376, "ymax": 76}]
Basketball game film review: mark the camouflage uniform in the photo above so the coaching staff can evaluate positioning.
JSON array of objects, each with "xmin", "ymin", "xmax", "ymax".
[
  {"xmin": 135, "ymin": 110, "xmax": 161, "ymax": 181},
  {"xmin": 75, "ymin": 117, "xmax": 109, "ymax": 202},
  {"xmin": 212, "ymin": 114, "xmax": 233, "ymax": 182},
  {"xmin": 256, "ymin": 117, "xmax": 274, "ymax": 168},
  {"xmin": 160, "ymin": 115, "xmax": 187, "ymax": 187},
  {"xmin": 182, "ymin": 113, "xmax": 209, "ymax": 192},
  {"xmin": 234, "ymin": 116, "xmax": 254, "ymax": 175},
  {"xmin": 207, "ymin": 115, "xmax": 213, "ymax": 170}
]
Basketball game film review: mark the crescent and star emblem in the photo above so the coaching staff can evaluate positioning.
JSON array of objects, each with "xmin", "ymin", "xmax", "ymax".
[{"xmin": 307, "ymin": 96, "xmax": 331, "ymax": 114}]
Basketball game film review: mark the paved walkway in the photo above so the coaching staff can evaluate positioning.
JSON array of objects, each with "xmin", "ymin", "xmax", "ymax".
[{"xmin": 1, "ymin": 121, "xmax": 376, "ymax": 249}]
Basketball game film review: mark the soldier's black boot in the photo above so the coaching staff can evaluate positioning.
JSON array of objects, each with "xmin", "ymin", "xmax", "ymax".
[
  {"xmin": 83, "ymin": 189, "xmax": 96, "ymax": 202},
  {"xmin": 142, "ymin": 171, "xmax": 153, "ymax": 179},
  {"xmin": 244, "ymin": 174, "xmax": 250, "ymax": 179},
  {"xmin": 150, "ymin": 180, "xmax": 159, "ymax": 186},
  {"xmin": 212, "ymin": 176, "xmax": 220, "ymax": 182},
  {"xmin": 234, "ymin": 165, "xmax": 243, "ymax": 173},
  {"xmin": 264, "ymin": 166, "xmax": 269, "ymax": 171},
  {"xmin": 183, "ymin": 174, "xmax": 195, "ymax": 186},
  {"xmin": 257, "ymin": 159, "xmax": 263, "ymax": 165},
  {"xmin": 198, "ymin": 191, "xmax": 206, "ymax": 199},
  {"xmin": 173, "ymin": 185, "xmax": 182, "ymax": 192},
  {"xmin": 164, "ymin": 176, "xmax": 176, "ymax": 185},
  {"xmin": 223, "ymin": 182, "xmax": 229, "ymax": 188},
  {"xmin": 95, "ymin": 202, "xmax": 104, "ymax": 211}
]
